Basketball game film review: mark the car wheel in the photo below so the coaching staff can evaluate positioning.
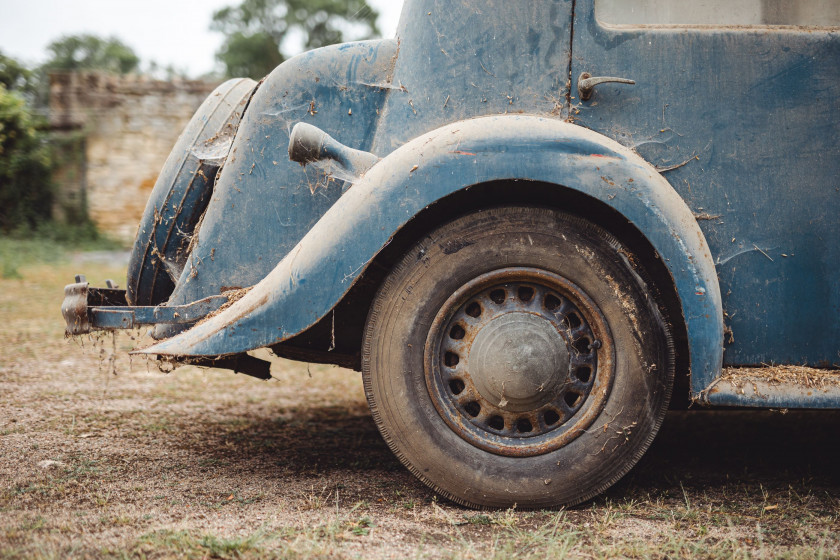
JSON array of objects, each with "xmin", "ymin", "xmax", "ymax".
[
  {"xmin": 126, "ymin": 77, "xmax": 256, "ymax": 306},
  {"xmin": 362, "ymin": 206, "xmax": 674, "ymax": 508}
]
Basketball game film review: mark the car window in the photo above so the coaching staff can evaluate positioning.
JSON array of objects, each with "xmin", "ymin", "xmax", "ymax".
[{"xmin": 596, "ymin": 0, "xmax": 840, "ymax": 26}]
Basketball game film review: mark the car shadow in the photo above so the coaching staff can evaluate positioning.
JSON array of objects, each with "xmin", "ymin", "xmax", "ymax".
[
  {"xmin": 180, "ymin": 404, "xmax": 840, "ymax": 504},
  {"xmin": 608, "ymin": 409, "xmax": 840, "ymax": 501}
]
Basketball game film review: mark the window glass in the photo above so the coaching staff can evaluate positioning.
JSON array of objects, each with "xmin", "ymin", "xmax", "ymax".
[{"xmin": 596, "ymin": 0, "xmax": 840, "ymax": 26}]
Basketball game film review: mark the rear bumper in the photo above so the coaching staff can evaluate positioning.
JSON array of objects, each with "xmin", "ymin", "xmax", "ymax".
[{"xmin": 61, "ymin": 275, "xmax": 226, "ymax": 336}]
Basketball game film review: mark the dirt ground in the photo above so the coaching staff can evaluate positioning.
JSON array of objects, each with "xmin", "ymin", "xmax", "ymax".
[{"xmin": 1, "ymin": 256, "xmax": 839, "ymax": 558}]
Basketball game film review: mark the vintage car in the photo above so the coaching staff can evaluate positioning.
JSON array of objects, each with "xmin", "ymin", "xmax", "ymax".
[{"xmin": 62, "ymin": 0, "xmax": 839, "ymax": 509}]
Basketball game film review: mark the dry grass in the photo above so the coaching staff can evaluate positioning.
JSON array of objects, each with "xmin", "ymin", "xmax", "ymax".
[
  {"xmin": 721, "ymin": 365, "xmax": 840, "ymax": 390},
  {"xmin": 1, "ymin": 242, "xmax": 839, "ymax": 558}
]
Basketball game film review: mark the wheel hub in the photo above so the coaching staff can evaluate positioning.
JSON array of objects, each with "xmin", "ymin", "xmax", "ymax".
[
  {"xmin": 425, "ymin": 267, "xmax": 615, "ymax": 457},
  {"xmin": 469, "ymin": 313, "xmax": 569, "ymax": 412}
]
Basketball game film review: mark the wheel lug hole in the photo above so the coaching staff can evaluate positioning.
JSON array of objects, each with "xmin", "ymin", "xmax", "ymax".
[
  {"xmin": 517, "ymin": 286, "xmax": 534, "ymax": 302},
  {"xmin": 489, "ymin": 289, "xmax": 506, "ymax": 304},
  {"xmin": 464, "ymin": 401, "xmax": 481, "ymax": 417},
  {"xmin": 544, "ymin": 294, "xmax": 561, "ymax": 311},
  {"xmin": 449, "ymin": 378, "xmax": 465, "ymax": 395},
  {"xmin": 449, "ymin": 324, "xmax": 466, "ymax": 340},
  {"xmin": 543, "ymin": 409, "xmax": 561, "ymax": 426},
  {"xmin": 488, "ymin": 415, "xmax": 504, "ymax": 430},
  {"xmin": 444, "ymin": 351, "xmax": 460, "ymax": 367},
  {"xmin": 516, "ymin": 418, "xmax": 533, "ymax": 433},
  {"xmin": 575, "ymin": 366, "xmax": 592, "ymax": 383},
  {"xmin": 465, "ymin": 301, "xmax": 482, "ymax": 317},
  {"xmin": 564, "ymin": 391, "xmax": 582, "ymax": 408}
]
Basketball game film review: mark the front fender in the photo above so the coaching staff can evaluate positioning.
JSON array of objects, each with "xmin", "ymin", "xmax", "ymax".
[{"xmin": 141, "ymin": 115, "xmax": 723, "ymax": 395}]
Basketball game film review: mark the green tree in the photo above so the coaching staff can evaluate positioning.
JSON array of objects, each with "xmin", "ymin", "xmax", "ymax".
[
  {"xmin": 0, "ymin": 84, "xmax": 53, "ymax": 231},
  {"xmin": 41, "ymin": 34, "xmax": 140, "ymax": 75},
  {"xmin": 0, "ymin": 51, "xmax": 35, "ymax": 94},
  {"xmin": 211, "ymin": 0, "xmax": 380, "ymax": 79}
]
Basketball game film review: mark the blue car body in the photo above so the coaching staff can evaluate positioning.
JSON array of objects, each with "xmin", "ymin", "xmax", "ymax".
[{"xmin": 62, "ymin": 0, "xmax": 840, "ymax": 505}]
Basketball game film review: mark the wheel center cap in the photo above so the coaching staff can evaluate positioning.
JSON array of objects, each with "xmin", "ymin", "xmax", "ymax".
[{"xmin": 468, "ymin": 312, "xmax": 570, "ymax": 411}]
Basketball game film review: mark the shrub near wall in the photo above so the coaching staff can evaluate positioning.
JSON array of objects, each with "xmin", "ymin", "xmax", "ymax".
[{"xmin": 0, "ymin": 84, "xmax": 54, "ymax": 232}]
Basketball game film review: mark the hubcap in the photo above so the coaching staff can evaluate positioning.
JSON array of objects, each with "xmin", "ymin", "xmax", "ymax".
[
  {"xmin": 469, "ymin": 313, "xmax": 569, "ymax": 412},
  {"xmin": 424, "ymin": 267, "xmax": 614, "ymax": 457}
]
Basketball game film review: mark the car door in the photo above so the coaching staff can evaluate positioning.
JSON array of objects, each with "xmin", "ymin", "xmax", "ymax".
[{"xmin": 571, "ymin": 0, "xmax": 840, "ymax": 366}]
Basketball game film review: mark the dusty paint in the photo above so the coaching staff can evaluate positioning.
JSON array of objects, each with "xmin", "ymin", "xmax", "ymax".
[
  {"xmin": 138, "ymin": 115, "xmax": 723, "ymax": 396},
  {"xmin": 67, "ymin": 0, "xmax": 840, "ymax": 411}
]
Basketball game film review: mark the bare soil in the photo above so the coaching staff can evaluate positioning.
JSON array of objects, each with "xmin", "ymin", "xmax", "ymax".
[{"xmin": 1, "ymin": 258, "xmax": 839, "ymax": 558}]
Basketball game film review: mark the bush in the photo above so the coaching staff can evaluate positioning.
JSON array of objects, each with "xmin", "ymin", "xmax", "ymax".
[{"xmin": 0, "ymin": 84, "xmax": 54, "ymax": 232}]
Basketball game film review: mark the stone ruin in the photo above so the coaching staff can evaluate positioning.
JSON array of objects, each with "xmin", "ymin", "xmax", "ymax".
[{"xmin": 49, "ymin": 72, "xmax": 219, "ymax": 243}]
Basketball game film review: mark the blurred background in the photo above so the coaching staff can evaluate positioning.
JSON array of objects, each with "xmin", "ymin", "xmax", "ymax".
[{"xmin": 0, "ymin": 0, "xmax": 401, "ymax": 270}]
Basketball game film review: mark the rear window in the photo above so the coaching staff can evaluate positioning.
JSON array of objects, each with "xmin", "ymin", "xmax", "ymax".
[{"xmin": 596, "ymin": 0, "xmax": 840, "ymax": 26}]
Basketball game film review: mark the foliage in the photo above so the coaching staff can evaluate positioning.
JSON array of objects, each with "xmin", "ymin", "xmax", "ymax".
[
  {"xmin": 211, "ymin": 0, "xmax": 380, "ymax": 79},
  {"xmin": 0, "ymin": 50, "xmax": 36, "ymax": 95},
  {"xmin": 0, "ymin": 41, "xmax": 142, "ymax": 238},
  {"xmin": 41, "ymin": 34, "xmax": 140, "ymax": 75},
  {"xmin": 0, "ymin": 84, "xmax": 53, "ymax": 232}
]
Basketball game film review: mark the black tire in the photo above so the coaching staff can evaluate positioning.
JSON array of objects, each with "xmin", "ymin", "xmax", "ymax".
[
  {"xmin": 126, "ymin": 77, "xmax": 256, "ymax": 306},
  {"xmin": 362, "ymin": 206, "xmax": 674, "ymax": 509}
]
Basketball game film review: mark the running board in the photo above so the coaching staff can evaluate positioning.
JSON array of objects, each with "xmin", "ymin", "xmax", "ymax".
[{"xmin": 698, "ymin": 366, "xmax": 840, "ymax": 409}]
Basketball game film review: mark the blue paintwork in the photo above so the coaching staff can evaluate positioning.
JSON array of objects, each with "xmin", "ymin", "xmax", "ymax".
[
  {"xmin": 126, "ymin": 78, "xmax": 256, "ymax": 307},
  {"xmin": 571, "ymin": 5, "xmax": 840, "ymax": 392},
  {"xmin": 91, "ymin": 0, "xmax": 837, "ymax": 407},
  {"xmin": 703, "ymin": 376, "xmax": 840, "ymax": 409},
  {"xmin": 158, "ymin": 1, "xmax": 578, "ymax": 338},
  {"xmin": 155, "ymin": 38, "xmax": 399, "ymax": 338},
  {"xmin": 141, "ymin": 114, "xmax": 724, "ymax": 395}
]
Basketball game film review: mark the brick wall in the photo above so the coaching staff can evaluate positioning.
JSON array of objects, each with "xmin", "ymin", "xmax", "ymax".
[{"xmin": 50, "ymin": 72, "xmax": 219, "ymax": 243}]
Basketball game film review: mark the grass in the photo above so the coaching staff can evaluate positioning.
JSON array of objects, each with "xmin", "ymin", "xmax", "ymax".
[
  {"xmin": 1, "ymin": 238, "xmax": 839, "ymax": 558},
  {"xmin": 0, "ymin": 223, "xmax": 124, "ymax": 279}
]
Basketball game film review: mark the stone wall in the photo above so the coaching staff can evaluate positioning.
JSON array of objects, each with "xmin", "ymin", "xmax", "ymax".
[{"xmin": 50, "ymin": 72, "xmax": 219, "ymax": 243}]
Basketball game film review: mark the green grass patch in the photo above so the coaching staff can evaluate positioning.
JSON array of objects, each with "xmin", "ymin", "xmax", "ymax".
[{"xmin": 0, "ymin": 222, "xmax": 124, "ymax": 278}]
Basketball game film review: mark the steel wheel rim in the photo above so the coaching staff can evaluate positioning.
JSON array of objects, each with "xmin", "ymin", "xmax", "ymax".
[{"xmin": 424, "ymin": 267, "xmax": 615, "ymax": 457}]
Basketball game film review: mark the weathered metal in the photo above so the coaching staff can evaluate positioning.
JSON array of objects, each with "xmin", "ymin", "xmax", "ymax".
[
  {"xmin": 570, "ymin": 3, "xmax": 840, "ymax": 388},
  {"xmin": 577, "ymin": 73, "xmax": 636, "ymax": 101},
  {"xmin": 126, "ymin": 78, "xmax": 257, "ymax": 307},
  {"xmin": 423, "ymin": 267, "xmax": 613, "ymax": 458},
  {"xmin": 62, "ymin": 277, "xmax": 226, "ymax": 335},
  {"xmin": 63, "ymin": 0, "xmax": 839, "ymax": 411},
  {"xmin": 137, "ymin": 115, "xmax": 724, "ymax": 397}
]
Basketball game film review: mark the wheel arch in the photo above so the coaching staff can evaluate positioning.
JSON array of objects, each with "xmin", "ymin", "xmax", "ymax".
[
  {"xmin": 139, "ymin": 115, "xmax": 721, "ymax": 398},
  {"xmin": 310, "ymin": 180, "xmax": 689, "ymax": 400}
]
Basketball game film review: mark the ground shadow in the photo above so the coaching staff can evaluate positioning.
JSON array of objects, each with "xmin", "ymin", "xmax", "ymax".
[
  {"xmin": 174, "ymin": 404, "xmax": 840, "ymax": 505},
  {"xmin": 608, "ymin": 409, "xmax": 840, "ymax": 502}
]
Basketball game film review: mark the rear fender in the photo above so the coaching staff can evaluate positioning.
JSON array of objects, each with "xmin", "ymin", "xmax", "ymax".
[{"xmin": 140, "ymin": 115, "xmax": 723, "ymax": 396}]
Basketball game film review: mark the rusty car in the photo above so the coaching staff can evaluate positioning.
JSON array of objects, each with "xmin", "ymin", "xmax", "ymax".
[{"xmin": 62, "ymin": 0, "xmax": 840, "ymax": 508}]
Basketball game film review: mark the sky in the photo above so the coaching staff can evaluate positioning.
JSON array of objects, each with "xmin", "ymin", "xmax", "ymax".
[{"xmin": 0, "ymin": 0, "xmax": 404, "ymax": 77}]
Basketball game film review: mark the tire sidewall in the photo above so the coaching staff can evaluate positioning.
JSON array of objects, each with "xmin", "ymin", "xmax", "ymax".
[{"xmin": 363, "ymin": 206, "xmax": 673, "ymax": 508}]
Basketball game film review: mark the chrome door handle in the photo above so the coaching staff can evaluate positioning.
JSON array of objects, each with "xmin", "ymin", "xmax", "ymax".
[{"xmin": 577, "ymin": 72, "xmax": 635, "ymax": 101}]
